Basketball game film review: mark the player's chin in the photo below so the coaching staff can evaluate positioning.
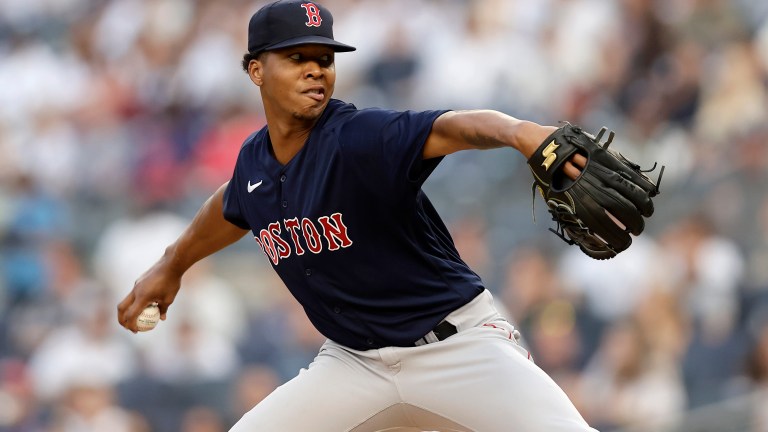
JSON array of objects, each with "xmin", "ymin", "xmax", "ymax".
[{"xmin": 292, "ymin": 99, "xmax": 328, "ymax": 121}]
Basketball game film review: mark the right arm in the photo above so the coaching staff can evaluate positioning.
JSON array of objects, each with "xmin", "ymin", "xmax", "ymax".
[{"xmin": 117, "ymin": 182, "xmax": 249, "ymax": 332}]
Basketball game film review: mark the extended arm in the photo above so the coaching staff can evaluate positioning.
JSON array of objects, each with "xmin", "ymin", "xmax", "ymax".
[
  {"xmin": 423, "ymin": 110, "xmax": 584, "ymax": 177},
  {"xmin": 117, "ymin": 182, "xmax": 249, "ymax": 332}
]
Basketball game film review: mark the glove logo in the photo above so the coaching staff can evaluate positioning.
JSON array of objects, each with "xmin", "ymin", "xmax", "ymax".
[
  {"xmin": 301, "ymin": 3, "xmax": 323, "ymax": 27},
  {"xmin": 540, "ymin": 140, "xmax": 559, "ymax": 171}
]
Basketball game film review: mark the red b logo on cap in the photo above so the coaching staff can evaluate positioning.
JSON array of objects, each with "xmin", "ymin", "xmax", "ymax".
[{"xmin": 301, "ymin": 3, "xmax": 322, "ymax": 27}]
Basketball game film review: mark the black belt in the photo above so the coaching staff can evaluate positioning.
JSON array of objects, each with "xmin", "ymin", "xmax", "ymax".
[
  {"xmin": 415, "ymin": 320, "xmax": 458, "ymax": 346},
  {"xmin": 432, "ymin": 320, "xmax": 458, "ymax": 340}
]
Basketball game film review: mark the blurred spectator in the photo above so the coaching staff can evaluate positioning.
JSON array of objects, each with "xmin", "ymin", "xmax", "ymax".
[
  {"xmin": 744, "ymin": 318, "xmax": 768, "ymax": 431},
  {"xmin": 239, "ymin": 289, "xmax": 326, "ymax": 382},
  {"xmin": 92, "ymin": 203, "xmax": 188, "ymax": 303},
  {"xmin": 525, "ymin": 298, "xmax": 585, "ymax": 407},
  {"xmin": 498, "ymin": 245, "xmax": 596, "ymax": 369},
  {"xmin": 167, "ymin": 260, "xmax": 248, "ymax": 344},
  {"xmin": 412, "ymin": 0, "xmax": 517, "ymax": 110},
  {"xmin": 139, "ymin": 318, "xmax": 239, "ymax": 386},
  {"xmin": 119, "ymin": 315, "xmax": 239, "ymax": 432},
  {"xmin": 745, "ymin": 196, "xmax": 768, "ymax": 292},
  {"xmin": 745, "ymin": 320, "xmax": 768, "ymax": 388},
  {"xmin": 578, "ymin": 318, "xmax": 687, "ymax": 431},
  {"xmin": 0, "ymin": 358, "xmax": 45, "ymax": 431},
  {"xmin": 1, "ymin": 173, "xmax": 68, "ymax": 306},
  {"xmin": 632, "ymin": 287, "xmax": 690, "ymax": 366},
  {"xmin": 558, "ymin": 235, "xmax": 668, "ymax": 324},
  {"xmin": 659, "ymin": 215, "xmax": 749, "ymax": 407},
  {"xmin": 179, "ymin": 406, "xmax": 226, "ymax": 432},
  {"xmin": 228, "ymin": 364, "xmax": 280, "ymax": 426},
  {"xmin": 499, "ymin": 246, "xmax": 565, "ymax": 327},
  {"xmin": 362, "ymin": 24, "xmax": 419, "ymax": 110},
  {"xmin": 26, "ymin": 292, "xmax": 136, "ymax": 402},
  {"xmin": 188, "ymin": 106, "xmax": 264, "ymax": 193},
  {"xmin": 48, "ymin": 381, "xmax": 148, "ymax": 432},
  {"xmin": 693, "ymin": 42, "xmax": 767, "ymax": 146},
  {"xmin": 676, "ymin": 0, "xmax": 749, "ymax": 49},
  {"xmin": 450, "ymin": 216, "xmax": 492, "ymax": 285},
  {"xmin": 0, "ymin": 0, "xmax": 767, "ymax": 429},
  {"xmin": 3, "ymin": 240, "xmax": 100, "ymax": 359},
  {"xmin": 660, "ymin": 215, "xmax": 745, "ymax": 341}
]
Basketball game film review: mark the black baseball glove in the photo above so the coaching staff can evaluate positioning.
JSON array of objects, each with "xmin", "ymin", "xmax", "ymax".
[{"xmin": 528, "ymin": 123, "xmax": 664, "ymax": 260}]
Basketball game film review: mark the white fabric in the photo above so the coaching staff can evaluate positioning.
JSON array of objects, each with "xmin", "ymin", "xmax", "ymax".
[{"xmin": 229, "ymin": 291, "xmax": 596, "ymax": 432}]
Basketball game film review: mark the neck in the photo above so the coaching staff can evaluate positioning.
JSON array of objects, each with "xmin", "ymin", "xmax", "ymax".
[
  {"xmin": 262, "ymin": 103, "xmax": 325, "ymax": 165},
  {"xmin": 266, "ymin": 121, "xmax": 314, "ymax": 165}
]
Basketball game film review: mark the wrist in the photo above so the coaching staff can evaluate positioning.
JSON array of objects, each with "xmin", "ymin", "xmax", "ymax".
[
  {"xmin": 161, "ymin": 244, "xmax": 189, "ymax": 278},
  {"xmin": 512, "ymin": 122, "xmax": 557, "ymax": 159}
]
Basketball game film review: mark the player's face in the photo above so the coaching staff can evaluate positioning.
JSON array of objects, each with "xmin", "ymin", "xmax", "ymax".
[{"xmin": 253, "ymin": 45, "xmax": 336, "ymax": 123}]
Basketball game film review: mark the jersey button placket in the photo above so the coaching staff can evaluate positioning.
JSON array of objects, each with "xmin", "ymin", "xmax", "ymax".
[{"xmin": 278, "ymin": 172, "xmax": 287, "ymax": 209}]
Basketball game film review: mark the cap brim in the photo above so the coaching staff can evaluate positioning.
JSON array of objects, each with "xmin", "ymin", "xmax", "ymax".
[{"xmin": 263, "ymin": 35, "xmax": 356, "ymax": 53}]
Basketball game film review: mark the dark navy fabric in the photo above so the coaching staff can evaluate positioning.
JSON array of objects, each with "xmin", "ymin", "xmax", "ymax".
[{"xmin": 223, "ymin": 99, "xmax": 484, "ymax": 350}]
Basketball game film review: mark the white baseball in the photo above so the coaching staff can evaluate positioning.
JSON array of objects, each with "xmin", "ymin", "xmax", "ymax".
[{"xmin": 137, "ymin": 302, "xmax": 160, "ymax": 332}]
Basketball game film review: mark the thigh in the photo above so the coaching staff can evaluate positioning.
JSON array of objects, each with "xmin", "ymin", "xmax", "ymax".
[
  {"xmin": 230, "ymin": 342, "xmax": 399, "ymax": 432},
  {"xmin": 399, "ymin": 320, "xmax": 598, "ymax": 432}
]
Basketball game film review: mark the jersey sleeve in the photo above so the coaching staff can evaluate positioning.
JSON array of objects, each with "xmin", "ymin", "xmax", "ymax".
[
  {"xmin": 341, "ymin": 108, "xmax": 450, "ymax": 188},
  {"xmin": 222, "ymin": 157, "xmax": 251, "ymax": 231}
]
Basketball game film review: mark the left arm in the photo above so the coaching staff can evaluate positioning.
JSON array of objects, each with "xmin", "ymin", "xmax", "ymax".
[{"xmin": 423, "ymin": 110, "xmax": 583, "ymax": 177}]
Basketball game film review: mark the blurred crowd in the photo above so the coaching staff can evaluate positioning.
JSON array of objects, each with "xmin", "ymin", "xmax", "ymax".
[{"xmin": 1, "ymin": 0, "xmax": 768, "ymax": 431}]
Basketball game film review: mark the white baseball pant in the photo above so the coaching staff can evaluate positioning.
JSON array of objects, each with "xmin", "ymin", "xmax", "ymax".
[{"xmin": 229, "ymin": 290, "xmax": 597, "ymax": 431}]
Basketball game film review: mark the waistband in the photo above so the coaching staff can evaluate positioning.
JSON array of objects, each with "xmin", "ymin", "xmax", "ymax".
[{"xmin": 414, "ymin": 289, "xmax": 501, "ymax": 346}]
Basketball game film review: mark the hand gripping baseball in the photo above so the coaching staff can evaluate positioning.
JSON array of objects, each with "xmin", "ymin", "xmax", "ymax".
[
  {"xmin": 116, "ymin": 258, "xmax": 182, "ymax": 333},
  {"xmin": 528, "ymin": 123, "xmax": 664, "ymax": 260}
]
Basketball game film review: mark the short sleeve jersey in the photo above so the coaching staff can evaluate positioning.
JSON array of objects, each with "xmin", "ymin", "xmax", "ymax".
[{"xmin": 223, "ymin": 99, "xmax": 484, "ymax": 350}]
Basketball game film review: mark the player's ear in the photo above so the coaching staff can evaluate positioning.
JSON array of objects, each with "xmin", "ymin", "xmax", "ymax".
[{"xmin": 248, "ymin": 56, "xmax": 265, "ymax": 86}]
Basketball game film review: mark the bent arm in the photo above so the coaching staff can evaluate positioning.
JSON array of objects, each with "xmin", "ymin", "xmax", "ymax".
[
  {"xmin": 117, "ymin": 182, "xmax": 249, "ymax": 332},
  {"xmin": 423, "ymin": 110, "xmax": 557, "ymax": 160},
  {"xmin": 163, "ymin": 181, "xmax": 249, "ymax": 274}
]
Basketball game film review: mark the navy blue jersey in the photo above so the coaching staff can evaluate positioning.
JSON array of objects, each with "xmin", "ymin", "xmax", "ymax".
[{"xmin": 223, "ymin": 99, "xmax": 484, "ymax": 349}]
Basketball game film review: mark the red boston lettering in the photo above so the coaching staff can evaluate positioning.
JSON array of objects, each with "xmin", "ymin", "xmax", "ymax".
[
  {"xmin": 284, "ymin": 217, "xmax": 305, "ymax": 256},
  {"xmin": 258, "ymin": 229, "xmax": 279, "ymax": 265},
  {"xmin": 302, "ymin": 218, "xmax": 323, "ymax": 254},
  {"xmin": 318, "ymin": 213, "xmax": 353, "ymax": 251},
  {"xmin": 253, "ymin": 213, "xmax": 353, "ymax": 265},
  {"xmin": 269, "ymin": 222, "xmax": 292, "ymax": 260}
]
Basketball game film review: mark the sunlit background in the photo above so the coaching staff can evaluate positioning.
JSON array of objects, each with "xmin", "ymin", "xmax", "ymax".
[{"xmin": 1, "ymin": 0, "xmax": 767, "ymax": 431}]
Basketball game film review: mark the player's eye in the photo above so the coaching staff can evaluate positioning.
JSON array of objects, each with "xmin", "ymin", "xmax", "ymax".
[
  {"xmin": 289, "ymin": 53, "xmax": 302, "ymax": 61},
  {"xmin": 319, "ymin": 54, "xmax": 333, "ymax": 67}
]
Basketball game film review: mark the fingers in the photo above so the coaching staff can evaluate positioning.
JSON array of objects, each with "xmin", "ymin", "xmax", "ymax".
[
  {"xmin": 571, "ymin": 153, "xmax": 587, "ymax": 168},
  {"xmin": 563, "ymin": 161, "xmax": 581, "ymax": 180},
  {"xmin": 116, "ymin": 291, "xmax": 139, "ymax": 333},
  {"xmin": 117, "ymin": 289, "xmax": 168, "ymax": 333},
  {"xmin": 563, "ymin": 154, "xmax": 587, "ymax": 180},
  {"xmin": 158, "ymin": 303, "xmax": 169, "ymax": 321}
]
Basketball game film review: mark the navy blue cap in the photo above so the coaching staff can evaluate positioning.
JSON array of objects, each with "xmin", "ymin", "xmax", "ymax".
[{"xmin": 247, "ymin": 0, "xmax": 356, "ymax": 55}]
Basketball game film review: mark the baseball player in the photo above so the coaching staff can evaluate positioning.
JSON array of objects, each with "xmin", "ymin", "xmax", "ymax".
[{"xmin": 117, "ymin": 1, "xmax": 598, "ymax": 431}]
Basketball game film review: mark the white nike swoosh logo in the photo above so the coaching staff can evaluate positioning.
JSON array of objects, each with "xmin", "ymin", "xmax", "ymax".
[{"xmin": 247, "ymin": 180, "xmax": 263, "ymax": 193}]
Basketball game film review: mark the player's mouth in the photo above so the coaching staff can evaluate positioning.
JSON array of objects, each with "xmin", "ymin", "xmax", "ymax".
[{"xmin": 303, "ymin": 86, "xmax": 325, "ymax": 102}]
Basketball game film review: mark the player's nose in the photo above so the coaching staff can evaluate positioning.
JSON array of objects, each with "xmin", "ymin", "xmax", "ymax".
[
  {"xmin": 304, "ymin": 69, "xmax": 322, "ymax": 80},
  {"xmin": 303, "ymin": 61, "xmax": 324, "ymax": 79}
]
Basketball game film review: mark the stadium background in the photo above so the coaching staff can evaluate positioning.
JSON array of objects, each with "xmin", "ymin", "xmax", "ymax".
[{"xmin": 1, "ymin": 0, "xmax": 767, "ymax": 431}]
